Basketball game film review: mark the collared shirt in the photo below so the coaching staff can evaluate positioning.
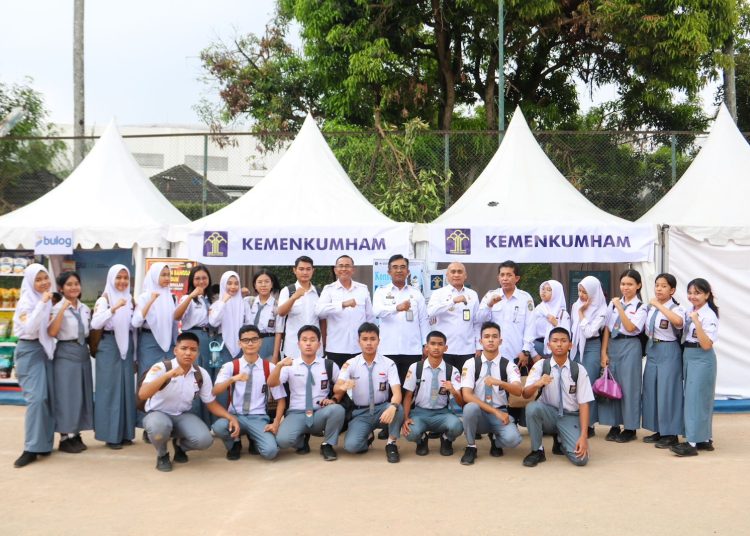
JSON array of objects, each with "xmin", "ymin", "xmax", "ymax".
[
  {"xmin": 426, "ymin": 285, "xmax": 480, "ymax": 355},
  {"xmin": 683, "ymin": 303, "xmax": 719, "ymax": 343},
  {"xmin": 530, "ymin": 304, "xmax": 571, "ymax": 350},
  {"xmin": 49, "ymin": 301, "xmax": 91, "ymax": 340},
  {"xmin": 645, "ymin": 299, "xmax": 685, "ymax": 342},
  {"xmin": 338, "ymin": 353, "xmax": 400, "ymax": 407},
  {"xmin": 276, "ymin": 282, "xmax": 321, "ymax": 358},
  {"xmin": 604, "ymin": 297, "xmax": 647, "ymax": 335},
  {"xmin": 91, "ymin": 296, "xmax": 134, "ymax": 332},
  {"xmin": 460, "ymin": 353, "xmax": 521, "ymax": 408},
  {"xmin": 373, "ymin": 283, "xmax": 429, "ymax": 355},
  {"xmin": 178, "ymin": 295, "xmax": 210, "ymax": 330},
  {"xmin": 315, "ymin": 279, "xmax": 375, "ymax": 354},
  {"xmin": 208, "ymin": 299, "xmax": 252, "ymax": 334},
  {"xmin": 144, "ymin": 358, "xmax": 215, "ymax": 415},
  {"xmin": 403, "ymin": 359, "xmax": 461, "ymax": 409},
  {"xmin": 478, "ymin": 287, "xmax": 535, "ymax": 357},
  {"xmin": 13, "ymin": 300, "xmax": 49, "ymax": 339},
  {"xmin": 279, "ymin": 356, "xmax": 340, "ymax": 411},
  {"xmin": 216, "ymin": 357, "xmax": 286, "ymax": 415},
  {"xmin": 527, "ymin": 358, "xmax": 594, "ymax": 411}
]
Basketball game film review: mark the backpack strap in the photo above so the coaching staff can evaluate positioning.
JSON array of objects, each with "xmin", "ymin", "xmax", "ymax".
[
  {"xmin": 227, "ymin": 358, "xmax": 241, "ymax": 408},
  {"xmin": 536, "ymin": 357, "xmax": 578, "ymax": 399},
  {"xmin": 192, "ymin": 364, "xmax": 203, "ymax": 389},
  {"xmin": 473, "ymin": 355, "xmax": 482, "ymax": 383},
  {"xmin": 499, "ymin": 357, "xmax": 509, "ymax": 383},
  {"xmin": 325, "ymin": 358, "xmax": 334, "ymax": 398},
  {"xmin": 262, "ymin": 358, "xmax": 271, "ymax": 406},
  {"xmin": 412, "ymin": 360, "xmax": 425, "ymax": 406}
]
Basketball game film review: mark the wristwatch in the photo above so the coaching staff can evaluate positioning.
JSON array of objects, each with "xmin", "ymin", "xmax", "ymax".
[
  {"xmin": 390, "ymin": 403, "xmax": 399, "ymax": 410},
  {"xmin": 522, "ymin": 350, "xmax": 531, "ymax": 358}
]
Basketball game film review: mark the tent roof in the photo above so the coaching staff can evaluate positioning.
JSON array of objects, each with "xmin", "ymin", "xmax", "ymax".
[
  {"xmin": 0, "ymin": 120, "xmax": 189, "ymax": 249},
  {"xmin": 638, "ymin": 104, "xmax": 750, "ymax": 244},
  {"xmin": 432, "ymin": 106, "xmax": 628, "ymax": 226}
]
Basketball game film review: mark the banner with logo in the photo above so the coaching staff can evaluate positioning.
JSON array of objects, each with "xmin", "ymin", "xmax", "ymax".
[
  {"xmin": 34, "ymin": 230, "xmax": 74, "ymax": 255},
  {"xmin": 427, "ymin": 223, "xmax": 654, "ymax": 263},
  {"xmin": 145, "ymin": 258, "xmax": 194, "ymax": 299},
  {"xmin": 372, "ymin": 258, "xmax": 425, "ymax": 296},
  {"xmin": 187, "ymin": 224, "xmax": 413, "ymax": 266}
]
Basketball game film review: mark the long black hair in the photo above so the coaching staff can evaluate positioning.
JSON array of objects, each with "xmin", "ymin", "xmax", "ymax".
[
  {"xmin": 187, "ymin": 264, "xmax": 213, "ymax": 304},
  {"xmin": 655, "ymin": 272, "xmax": 679, "ymax": 305},
  {"xmin": 619, "ymin": 268, "xmax": 643, "ymax": 301},
  {"xmin": 688, "ymin": 278, "xmax": 719, "ymax": 318}
]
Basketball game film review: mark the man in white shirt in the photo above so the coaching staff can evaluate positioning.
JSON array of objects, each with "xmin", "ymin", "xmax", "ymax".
[{"xmin": 276, "ymin": 255, "xmax": 323, "ymax": 359}]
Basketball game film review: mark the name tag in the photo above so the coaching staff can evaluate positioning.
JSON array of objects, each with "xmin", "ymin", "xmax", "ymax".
[{"xmin": 379, "ymin": 381, "xmax": 387, "ymax": 392}]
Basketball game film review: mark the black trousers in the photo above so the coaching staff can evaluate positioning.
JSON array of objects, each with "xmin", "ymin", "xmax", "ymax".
[
  {"xmin": 325, "ymin": 352, "xmax": 358, "ymax": 369},
  {"xmin": 385, "ymin": 354, "xmax": 423, "ymax": 384},
  {"xmin": 443, "ymin": 353, "xmax": 474, "ymax": 372}
]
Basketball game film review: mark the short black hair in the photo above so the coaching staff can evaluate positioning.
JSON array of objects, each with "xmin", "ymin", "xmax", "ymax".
[
  {"xmin": 498, "ymin": 260, "xmax": 520, "ymax": 276},
  {"xmin": 548, "ymin": 327, "xmax": 571, "ymax": 340},
  {"xmin": 480, "ymin": 321, "xmax": 501, "ymax": 336},
  {"xmin": 239, "ymin": 324, "xmax": 261, "ymax": 338},
  {"xmin": 294, "ymin": 256, "xmax": 314, "ymax": 268},
  {"xmin": 297, "ymin": 324, "xmax": 321, "ymax": 340},
  {"xmin": 425, "ymin": 330, "xmax": 446, "ymax": 344},
  {"xmin": 388, "ymin": 254, "xmax": 409, "ymax": 268},
  {"xmin": 176, "ymin": 331, "xmax": 200, "ymax": 345},
  {"xmin": 357, "ymin": 322, "xmax": 379, "ymax": 337},
  {"xmin": 336, "ymin": 254, "xmax": 354, "ymax": 266}
]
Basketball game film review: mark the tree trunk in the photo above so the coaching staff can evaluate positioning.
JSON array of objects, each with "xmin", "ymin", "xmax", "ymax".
[
  {"xmin": 432, "ymin": 0, "xmax": 455, "ymax": 130},
  {"xmin": 724, "ymin": 35, "xmax": 736, "ymax": 123}
]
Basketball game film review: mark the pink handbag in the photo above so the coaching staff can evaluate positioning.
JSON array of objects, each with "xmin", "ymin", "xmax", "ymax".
[{"xmin": 593, "ymin": 366, "xmax": 623, "ymax": 400}]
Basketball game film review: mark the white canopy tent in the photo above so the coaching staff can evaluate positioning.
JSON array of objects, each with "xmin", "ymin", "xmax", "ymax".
[
  {"xmin": 170, "ymin": 113, "xmax": 412, "ymax": 265},
  {"xmin": 638, "ymin": 104, "xmax": 750, "ymax": 399},
  {"xmin": 0, "ymin": 120, "xmax": 189, "ymax": 292}
]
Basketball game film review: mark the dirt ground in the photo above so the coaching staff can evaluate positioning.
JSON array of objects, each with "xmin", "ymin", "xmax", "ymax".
[{"xmin": 2, "ymin": 406, "xmax": 748, "ymax": 535}]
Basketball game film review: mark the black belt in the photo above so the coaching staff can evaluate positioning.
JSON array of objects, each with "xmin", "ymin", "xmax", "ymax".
[
  {"xmin": 260, "ymin": 333, "xmax": 274, "ymax": 339},
  {"xmin": 652, "ymin": 338, "xmax": 678, "ymax": 344},
  {"xmin": 185, "ymin": 326, "xmax": 209, "ymax": 332},
  {"xmin": 103, "ymin": 330, "xmax": 114, "ymax": 335},
  {"xmin": 58, "ymin": 339, "xmax": 82, "ymax": 344},
  {"xmin": 614, "ymin": 334, "xmax": 639, "ymax": 339},
  {"xmin": 354, "ymin": 403, "xmax": 389, "ymax": 410},
  {"xmin": 141, "ymin": 327, "xmax": 152, "ymax": 333},
  {"xmin": 587, "ymin": 335, "xmax": 601, "ymax": 341},
  {"xmin": 495, "ymin": 405, "xmax": 508, "ymax": 411},
  {"xmin": 19, "ymin": 338, "xmax": 38, "ymax": 342},
  {"xmin": 684, "ymin": 342, "xmax": 700, "ymax": 348},
  {"xmin": 534, "ymin": 337, "xmax": 544, "ymax": 343}
]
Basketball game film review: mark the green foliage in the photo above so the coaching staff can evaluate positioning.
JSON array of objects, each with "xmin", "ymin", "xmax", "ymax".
[{"xmin": 172, "ymin": 201, "xmax": 228, "ymax": 221}]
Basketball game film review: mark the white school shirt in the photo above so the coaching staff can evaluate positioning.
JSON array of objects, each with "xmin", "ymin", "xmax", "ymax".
[
  {"xmin": 683, "ymin": 303, "xmax": 719, "ymax": 343},
  {"xmin": 91, "ymin": 296, "xmax": 134, "ymax": 331},
  {"xmin": 315, "ymin": 279, "xmax": 375, "ymax": 354},
  {"xmin": 216, "ymin": 358, "xmax": 286, "ymax": 415},
  {"xmin": 477, "ymin": 287, "xmax": 535, "ymax": 357},
  {"xmin": 338, "ymin": 353, "xmax": 400, "ymax": 407},
  {"xmin": 645, "ymin": 300, "xmax": 685, "ymax": 342},
  {"xmin": 460, "ymin": 353, "xmax": 521, "ymax": 408},
  {"xmin": 49, "ymin": 301, "xmax": 91, "ymax": 340},
  {"xmin": 526, "ymin": 358, "xmax": 594, "ymax": 412},
  {"xmin": 13, "ymin": 300, "xmax": 49, "ymax": 339},
  {"xmin": 143, "ymin": 358, "xmax": 215, "ymax": 415},
  {"xmin": 403, "ymin": 359, "xmax": 462, "ymax": 409},
  {"xmin": 426, "ymin": 285, "xmax": 480, "ymax": 355},
  {"xmin": 208, "ymin": 299, "xmax": 252, "ymax": 334},
  {"xmin": 279, "ymin": 356, "xmax": 340, "ymax": 411},
  {"xmin": 372, "ymin": 283, "xmax": 429, "ymax": 355},
  {"xmin": 245, "ymin": 295, "xmax": 278, "ymax": 334},
  {"xmin": 604, "ymin": 297, "xmax": 647, "ymax": 335},
  {"xmin": 276, "ymin": 282, "xmax": 321, "ymax": 358},
  {"xmin": 178, "ymin": 295, "xmax": 210, "ymax": 330}
]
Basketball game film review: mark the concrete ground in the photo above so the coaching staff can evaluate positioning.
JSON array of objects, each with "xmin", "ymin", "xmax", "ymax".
[{"xmin": 2, "ymin": 406, "xmax": 748, "ymax": 535}]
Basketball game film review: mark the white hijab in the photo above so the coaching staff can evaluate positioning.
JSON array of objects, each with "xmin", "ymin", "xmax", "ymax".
[
  {"xmin": 218, "ymin": 271, "xmax": 243, "ymax": 357},
  {"xmin": 103, "ymin": 264, "xmax": 133, "ymax": 359},
  {"xmin": 570, "ymin": 275, "xmax": 607, "ymax": 358},
  {"xmin": 539, "ymin": 280, "xmax": 567, "ymax": 348},
  {"xmin": 13, "ymin": 263, "xmax": 56, "ymax": 359},
  {"xmin": 138, "ymin": 262, "xmax": 175, "ymax": 352}
]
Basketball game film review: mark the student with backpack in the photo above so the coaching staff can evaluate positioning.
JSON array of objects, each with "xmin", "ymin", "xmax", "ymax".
[
  {"xmin": 210, "ymin": 325, "xmax": 286, "ymax": 461},
  {"xmin": 521, "ymin": 327, "xmax": 593, "ymax": 467}
]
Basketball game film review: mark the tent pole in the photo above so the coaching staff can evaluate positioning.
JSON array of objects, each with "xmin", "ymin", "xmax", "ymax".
[{"xmin": 660, "ymin": 224, "xmax": 670, "ymax": 273}]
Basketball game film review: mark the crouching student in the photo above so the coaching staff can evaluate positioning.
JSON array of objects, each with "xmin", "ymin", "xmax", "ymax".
[
  {"xmin": 139, "ymin": 332, "xmax": 239, "ymax": 472},
  {"xmin": 211, "ymin": 325, "xmax": 286, "ymax": 461},
  {"xmin": 401, "ymin": 331, "xmax": 464, "ymax": 456},
  {"xmin": 459, "ymin": 322, "xmax": 523, "ymax": 466},
  {"xmin": 521, "ymin": 327, "xmax": 593, "ymax": 467},
  {"xmin": 269, "ymin": 325, "xmax": 346, "ymax": 462}
]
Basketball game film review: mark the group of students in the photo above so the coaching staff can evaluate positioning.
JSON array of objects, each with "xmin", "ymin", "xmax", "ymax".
[{"xmin": 11, "ymin": 254, "xmax": 719, "ymax": 470}]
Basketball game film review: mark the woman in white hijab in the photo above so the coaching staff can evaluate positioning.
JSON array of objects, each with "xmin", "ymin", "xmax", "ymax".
[
  {"xmin": 569, "ymin": 275, "xmax": 608, "ymax": 436},
  {"xmin": 91, "ymin": 264, "xmax": 135, "ymax": 449},
  {"xmin": 12, "ymin": 263, "xmax": 56, "ymax": 468},
  {"xmin": 530, "ymin": 280, "xmax": 571, "ymax": 358}
]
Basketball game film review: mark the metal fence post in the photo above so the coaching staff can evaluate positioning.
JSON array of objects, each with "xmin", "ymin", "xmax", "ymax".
[
  {"xmin": 670, "ymin": 134, "xmax": 677, "ymax": 185},
  {"xmin": 202, "ymin": 134, "xmax": 208, "ymax": 217},
  {"xmin": 443, "ymin": 131, "xmax": 450, "ymax": 208}
]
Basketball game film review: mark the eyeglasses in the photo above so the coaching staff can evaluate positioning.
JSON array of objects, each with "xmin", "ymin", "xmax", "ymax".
[{"xmin": 240, "ymin": 337, "xmax": 261, "ymax": 344}]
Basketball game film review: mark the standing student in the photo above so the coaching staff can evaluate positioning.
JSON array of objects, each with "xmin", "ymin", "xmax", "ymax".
[
  {"xmin": 570, "ymin": 275, "xmax": 607, "ymax": 436},
  {"xmin": 641, "ymin": 273, "xmax": 685, "ymax": 449},
  {"xmin": 530, "ymin": 280, "xmax": 571, "ymax": 358},
  {"xmin": 671, "ymin": 278, "xmax": 720, "ymax": 457},
  {"xmin": 276, "ymin": 256, "xmax": 322, "ymax": 360},
  {"xmin": 13, "ymin": 264, "xmax": 56, "ymax": 468},
  {"xmin": 48, "ymin": 271, "xmax": 93, "ymax": 454},
  {"xmin": 599, "ymin": 269, "xmax": 647, "ymax": 443},
  {"xmin": 246, "ymin": 269, "xmax": 281, "ymax": 362},
  {"xmin": 92, "ymin": 264, "xmax": 136, "ymax": 449}
]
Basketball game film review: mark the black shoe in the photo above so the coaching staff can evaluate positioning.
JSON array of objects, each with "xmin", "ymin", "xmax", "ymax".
[
  {"xmin": 37, "ymin": 451, "xmax": 51, "ymax": 457},
  {"xmin": 142, "ymin": 430, "xmax": 151, "ymax": 444},
  {"xmin": 489, "ymin": 444, "xmax": 504, "ymax": 457},
  {"xmin": 643, "ymin": 432, "xmax": 661, "ymax": 444},
  {"xmin": 156, "ymin": 453, "xmax": 172, "ymax": 472},
  {"xmin": 366, "ymin": 432, "xmax": 375, "ymax": 448},
  {"xmin": 475, "ymin": 433, "xmax": 483, "ymax": 440},
  {"xmin": 587, "ymin": 426, "xmax": 595, "ymax": 438},
  {"xmin": 385, "ymin": 443, "xmax": 400, "ymax": 463},
  {"xmin": 248, "ymin": 438, "xmax": 260, "ymax": 456},
  {"xmin": 296, "ymin": 434, "xmax": 311, "ymax": 455},
  {"xmin": 615, "ymin": 429, "xmax": 637, "ymax": 443},
  {"xmin": 59, "ymin": 437, "xmax": 82, "ymax": 454},
  {"xmin": 439, "ymin": 437, "xmax": 454, "ymax": 456},
  {"xmin": 605, "ymin": 426, "xmax": 621, "ymax": 442},
  {"xmin": 427, "ymin": 431, "xmax": 441, "ymax": 439},
  {"xmin": 552, "ymin": 436, "xmax": 564, "ymax": 455},
  {"xmin": 14, "ymin": 451, "xmax": 38, "ymax": 468},
  {"xmin": 522, "ymin": 449, "xmax": 546, "ymax": 467},
  {"xmin": 320, "ymin": 443, "xmax": 337, "ymax": 461},
  {"xmin": 415, "ymin": 435, "xmax": 429, "ymax": 456},
  {"xmin": 655, "ymin": 435, "xmax": 679, "ymax": 449},
  {"xmin": 378, "ymin": 428, "xmax": 389, "ymax": 440},
  {"xmin": 460, "ymin": 446, "xmax": 477, "ymax": 465},
  {"xmin": 172, "ymin": 438, "xmax": 188, "ymax": 463},
  {"xmin": 226, "ymin": 441, "xmax": 241, "ymax": 461},
  {"xmin": 106, "ymin": 442, "xmax": 123, "ymax": 450},
  {"xmin": 671, "ymin": 442, "xmax": 698, "ymax": 457},
  {"xmin": 696, "ymin": 440, "xmax": 714, "ymax": 451},
  {"xmin": 121, "ymin": 439, "xmax": 134, "ymax": 447},
  {"xmin": 73, "ymin": 434, "xmax": 87, "ymax": 451}
]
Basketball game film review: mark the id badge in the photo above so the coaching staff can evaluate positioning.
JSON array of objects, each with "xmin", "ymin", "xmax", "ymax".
[
  {"xmin": 267, "ymin": 318, "xmax": 275, "ymax": 329},
  {"xmin": 261, "ymin": 384, "xmax": 268, "ymax": 394},
  {"xmin": 463, "ymin": 309, "xmax": 471, "ymax": 322},
  {"xmin": 379, "ymin": 381, "xmax": 387, "ymax": 392},
  {"xmin": 659, "ymin": 319, "xmax": 669, "ymax": 329},
  {"xmin": 438, "ymin": 386, "xmax": 448, "ymax": 396},
  {"xmin": 405, "ymin": 310, "xmax": 414, "ymax": 322},
  {"xmin": 569, "ymin": 385, "xmax": 577, "ymax": 394},
  {"xmin": 320, "ymin": 379, "xmax": 329, "ymax": 390}
]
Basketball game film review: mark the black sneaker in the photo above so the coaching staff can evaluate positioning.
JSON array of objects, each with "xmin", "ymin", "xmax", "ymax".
[
  {"xmin": 378, "ymin": 428, "xmax": 389, "ymax": 440},
  {"xmin": 14, "ymin": 451, "xmax": 38, "ymax": 468},
  {"xmin": 366, "ymin": 432, "xmax": 375, "ymax": 447},
  {"xmin": 522, "ymin": 449, "xmax": 546, "ymax": 467},
  {"xmin": 415, "ymin": 435, "xmax": 429, "ymax": 456},
  {"xmin": 552, "ymin": 436, "xmax": 564, "ymax": 455},
  {"xmin": 654, "ymin": 435, "xmax": 678, "ymax": 449},
  {"xmin": 489, "ymin": 437, "xmax": 504, "ymax": 457},
  {"xmin": 385, "ymin": 443, "xmax": 400, "ymax": 463},
  {"xmin": 73, "ymin": 434, "xmax": 87, "ymax": 451},
  {"xmin": 643, "ymin": 432, "xmax": 661, "ymax": 444},
  {"xmin": 142, "ymin": 430, "xmax": 151, "ymax": 444},
  {"xmin": 248, "ymin": 436, "xmax": 260, "ymax": 455},
  {"xmin": 615, "ymin": 429, "xmax": 637, "ymax": 443},
  {"xmin": 59, "ymin": 437, "xmax": 82, "ymax": 454},
  {"xmin": 460, "ymin": 446, "xmax": 477, "ymax": 465},
  {"xmin": 121, "ymin": 439, "xmax": 134, "ymax": 447},
  {"xmin": 172, "ymin": 438, "xmax": 188, "ymax": 463},
  {"xmin": 439, "ymin": 437, "xmax": 454, "ymax": 456},
  {"xmin": 156, "ymin": 453, "xmax": 172, "ymax": 472},
  {"xmin": 320, "ymin": 443, "xmax": 337, "ymax": 461},
  {"xmin": 296, "ymin": 433, "xmax": 311, "ymax": 455},
  {"xmin": 106, "ymin": 442, "xmax": 124, "ymax": 450},
  {"xmin": 671, "ymin": 442, "xmax": 698, "ymax": 457},
  {"xmin": 587, "ymin": 426, "xmax": 596, "ymax": 438},
  {"xmin": 696, "ymin": 440, "xmax": 715, "ymax": 451},
  {"xmin": 605, "ymin": 426, "xmax": 621, "ymax": 442},
  {"xmin": 226, "ymin": 441, "xmax": 241, "ymax": 461}
]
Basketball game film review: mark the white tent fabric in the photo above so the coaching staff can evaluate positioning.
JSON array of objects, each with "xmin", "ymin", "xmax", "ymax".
[
  {"xmin": 415, "ymin": 107, "xmax": 653, "ymax": 263},
  {"xmin": 638, "ymin": 104, "xmax": 750, "ymax": 399},
  {"xmin": 170, "ymin": 114, "xmax": 412, "ymax": 265}
]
